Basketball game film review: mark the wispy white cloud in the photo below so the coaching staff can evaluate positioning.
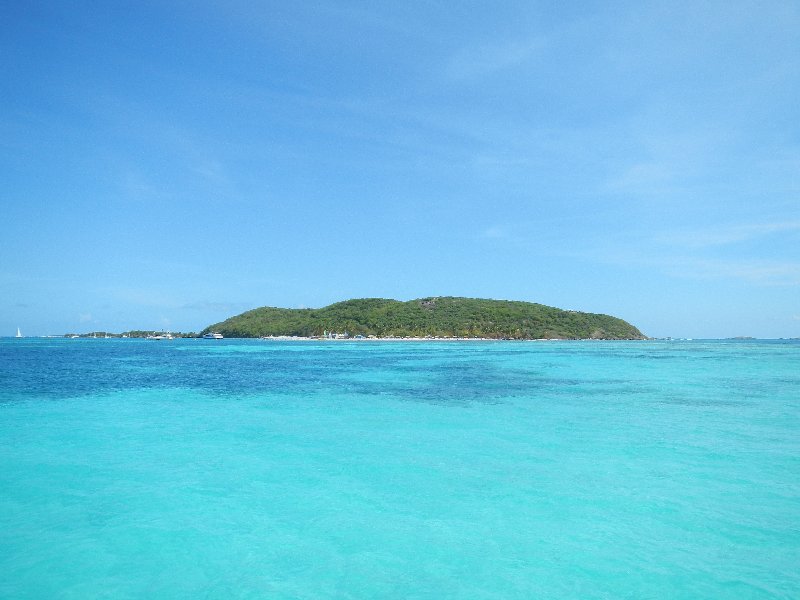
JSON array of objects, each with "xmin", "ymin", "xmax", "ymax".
[
  {"xmin": 79, "ymin": 313, "xmax": 93, "ymax": 323},
  {"xmin": 102, "ymin": 286, "xmax": 181, "ymax": 309},
  {"xmin": 590, "ymin": 249, "xmax": 800, "ymax": 286},
  {"xmin": 120, "ymin": 170, "xmax": 174, "ymax": 204},
  {"xmin": 180, "ymin": 301, "xmax": 252, "ymax": 312},
  {"xmin": 447, "ymin": 38, "xmax": 546, "ymax": 81},
  {"xmin": 67, "ymin": 88, "xmax": 239, "ymax": 202},
  {"xmin": 606, "ymin": 161, "xmax": 673, "ymax": 195},
  {"xmin": 602, "ymin": 125, "xmax": 736, "ymax": 199},
  {"xmin": 656, "ymin": 221, "xmax": 800, "ymax": 248},
  {"xmin": 190, "ymin": 159, "xmax": 228, "ymax": 185},
  {"xmin": 672, "ymin": 258, "xmax": 800, "ymax": 285},
  {"xmin": 479, "ymin": 225, "xmax": 508, "ymax": 239}
]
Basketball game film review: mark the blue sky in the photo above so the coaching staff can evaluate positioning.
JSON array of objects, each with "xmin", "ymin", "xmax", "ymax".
[{"xmin": 2, "ymin": 1, "xmax": 798, "ymax": 338}]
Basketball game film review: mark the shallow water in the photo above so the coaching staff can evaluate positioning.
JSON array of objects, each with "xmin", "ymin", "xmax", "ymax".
[{"xmin": 1, "ymin": 338, "xmax": 798, "ymax": 598}]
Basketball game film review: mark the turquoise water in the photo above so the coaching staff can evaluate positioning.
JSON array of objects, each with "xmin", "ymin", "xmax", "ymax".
[{"xmin": 1, "ymin": 339, "xmax": 798, "ymax": 598}]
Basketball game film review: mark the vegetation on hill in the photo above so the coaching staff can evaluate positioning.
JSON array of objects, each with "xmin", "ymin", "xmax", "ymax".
[
  {"xmin": 202, "ymin": 297, "xmax": 646, "ymax": 340},
  {"xmin": 61, "ymin": 331, "xmax": 198, "ymax": 338}
]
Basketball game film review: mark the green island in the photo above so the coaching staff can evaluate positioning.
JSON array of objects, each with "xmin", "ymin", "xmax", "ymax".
[
  {"xmin": 202, "ymin": 297, "xmax": 646, "ymax": 340},
  {"xmin": 61, "ymin": 331, "xmax": 197, "ymax": 339}
]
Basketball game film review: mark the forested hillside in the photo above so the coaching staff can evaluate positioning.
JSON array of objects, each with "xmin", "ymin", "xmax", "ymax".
[{"xmin": 202, "ymin": 297, "xmax": 645, "ymax": 340}]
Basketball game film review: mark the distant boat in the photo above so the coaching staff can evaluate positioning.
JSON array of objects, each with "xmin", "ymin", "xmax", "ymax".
[
  {"xmin": 16, "ymin": 327, "xmax": 22, "ymax": 338},
  {"xmin": 202, "ymin": 332, "xmax": 224, "ymax": 339},
  {"xmin": 146, "ymin": 333, "xmax": 174, "ymax": 340}
]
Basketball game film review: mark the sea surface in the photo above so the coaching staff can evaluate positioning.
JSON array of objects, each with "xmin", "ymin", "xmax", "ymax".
[{"xmin": 1, "ymin": 338, "xmax": 798, "ymax": 599}]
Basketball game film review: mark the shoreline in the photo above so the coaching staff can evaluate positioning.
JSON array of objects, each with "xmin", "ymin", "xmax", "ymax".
[{"xmin": 253, "ymin": 335, "xmax": 646, "ymax": 342}]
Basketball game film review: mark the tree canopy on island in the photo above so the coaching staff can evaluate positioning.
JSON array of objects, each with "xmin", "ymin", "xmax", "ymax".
[{"xmin": 202, "ymin": 297, "xmax": 646, "ymax": 340}]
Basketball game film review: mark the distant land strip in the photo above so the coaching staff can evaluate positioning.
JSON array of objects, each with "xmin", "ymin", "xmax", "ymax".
[{"xmin": 201, "ymin": 297, "xmax": 646, "ymax": 340}]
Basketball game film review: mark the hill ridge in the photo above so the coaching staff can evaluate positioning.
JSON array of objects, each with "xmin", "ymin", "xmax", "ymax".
[{"xmin": 203, "ymin": 297, "xmax": 646, "ymax": 340}]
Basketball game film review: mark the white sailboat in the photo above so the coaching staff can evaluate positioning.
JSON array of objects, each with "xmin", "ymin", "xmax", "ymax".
[{"xmin": 16, "ymin": 327, "xmax": 22, "ymax": 338}]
